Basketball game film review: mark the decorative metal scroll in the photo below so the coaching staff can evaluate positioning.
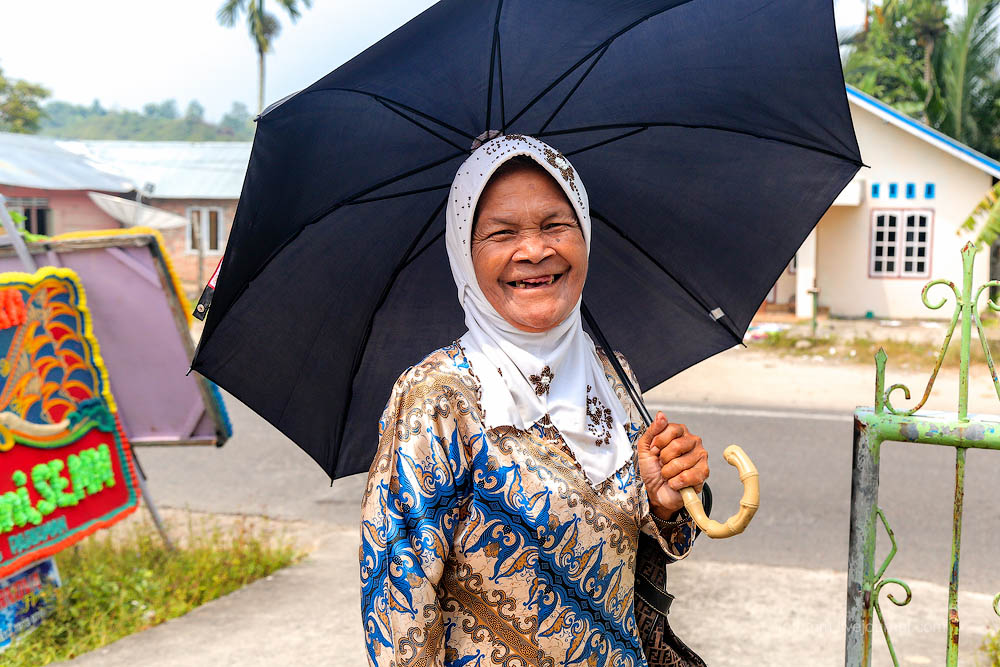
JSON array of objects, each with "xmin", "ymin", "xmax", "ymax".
[
  {"xmin": 876, "ymin": 243, "xmax": 1000, "ymax": 419},
  {"xmin": 871, "ymin": 508, "xmax": 912, "ymax": 666}
]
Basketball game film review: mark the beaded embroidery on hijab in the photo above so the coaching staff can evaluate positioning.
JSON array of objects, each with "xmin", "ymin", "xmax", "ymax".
[{"xmin": 445, "ymin": 134, "xmax": 632, "ymax": 485}]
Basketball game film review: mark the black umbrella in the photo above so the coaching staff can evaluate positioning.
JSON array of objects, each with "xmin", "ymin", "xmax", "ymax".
[{"xmin": 192, "ymin": 0, "xmax": 861, "ymax": 479}]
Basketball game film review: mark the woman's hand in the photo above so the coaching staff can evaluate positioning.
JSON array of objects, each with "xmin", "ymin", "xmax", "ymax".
[{"xmin": 637, "ymin": 412, "xmax": 710, "ymax": 520}]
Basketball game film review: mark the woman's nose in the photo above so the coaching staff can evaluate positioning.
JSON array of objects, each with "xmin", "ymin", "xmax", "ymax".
[{"xmin": 511, "ymin": 231, "xmax": 554, "ymax": 263}]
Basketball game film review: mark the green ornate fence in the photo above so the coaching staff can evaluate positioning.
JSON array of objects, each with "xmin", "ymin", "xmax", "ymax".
[{"xmin": 846, "ymin": 243, "xmax": 1000, "ymax": 666}]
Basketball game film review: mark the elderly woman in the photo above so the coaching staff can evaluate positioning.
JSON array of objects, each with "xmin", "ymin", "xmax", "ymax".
[{"xmin": 360, "ymin": 134, "xmax": 710, "ymax": 667}]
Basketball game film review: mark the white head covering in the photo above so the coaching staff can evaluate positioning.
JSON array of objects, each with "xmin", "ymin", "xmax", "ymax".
[{"xmin": 445, "ymin": 134, "xmax": 632, "ymax": 485}]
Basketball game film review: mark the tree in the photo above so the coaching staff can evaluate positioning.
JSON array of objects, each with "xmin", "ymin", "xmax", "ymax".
[
  {"xmin": 936, "ymin": 0, "xmax": 1000, "ymax": 146},
  {"xmin": 217, "ymin": 0, "xmax": 312, "ymax": 114},
  {"xmin": 220, "ymin": 101, "xmax": 254, "ymax": 137},
  {"xmin": 0, "ymin": 65, "xmax": 50, "ymax": 133},
  {"xmin": 143, "ymin": 99, "xmax": 179, "ymax": 120},
  {"xmin": 185, "ymin": 100, "xmax": 206, "ymax": 122},
  {"xmin": 843, "ymin": 0, "xmax": 1000, "ymax": 160}
]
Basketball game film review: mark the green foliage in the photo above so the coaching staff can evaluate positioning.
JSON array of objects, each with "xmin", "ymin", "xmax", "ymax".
[
  {"xmin": 218, "ymin": 0, "xmax": 313, "ymax": 112},
  {"xmin": 38, "ymin": 99, "xmax": 254, "ymax": 141},
  {"xmin": 843, "ymin": 0, "xmax": 1000, "ymax": 161},
  {"xmin": 961, "ymin": 181, "xmax": 1000, "ymax": 246},
  {"xmin": 0, "ymin": 64, "xmax": 50, "ymax": 133},
  {"xmin": 981, "ymin": 626, "xmax": 1000, "ymax": 666},
  {"xmin": 1, "ymin": 514, "xmax": 302, "ymax": 666}
]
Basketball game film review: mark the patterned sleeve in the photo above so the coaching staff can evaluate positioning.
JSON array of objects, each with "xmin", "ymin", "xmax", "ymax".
[
  {"xmin": 611, "ymin": 351, "xmax": 700, "ymax": 562},
  {"xmin": 360, "ymin": 363, "xmax": 474, "ymax": 667}
]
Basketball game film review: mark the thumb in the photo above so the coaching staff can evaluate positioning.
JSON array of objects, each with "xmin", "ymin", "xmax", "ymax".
[{"xmin": 637, "ymin": 412, "xmax": 668, "ymax": 454}]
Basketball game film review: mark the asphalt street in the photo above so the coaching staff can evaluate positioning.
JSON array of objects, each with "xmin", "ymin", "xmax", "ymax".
[{"xmin": 136, "ymin": 393, "xmax": 1000, "ymax": 595}]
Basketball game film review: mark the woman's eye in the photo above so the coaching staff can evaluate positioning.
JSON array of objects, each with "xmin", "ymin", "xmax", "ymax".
[{"xmin": 488, "ymin": 229, "xmax": 515, "ymax": 239}]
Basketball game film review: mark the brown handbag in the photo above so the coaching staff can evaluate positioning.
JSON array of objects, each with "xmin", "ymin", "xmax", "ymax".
[{"xmin": 634, "ymin": 487, "xmax": 712, "ymax": 667}]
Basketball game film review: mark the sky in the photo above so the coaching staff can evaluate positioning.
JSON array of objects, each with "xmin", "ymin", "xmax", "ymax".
[{"xmin": 0, "ymin": 0, "xmax": 972, "ymax": 123}]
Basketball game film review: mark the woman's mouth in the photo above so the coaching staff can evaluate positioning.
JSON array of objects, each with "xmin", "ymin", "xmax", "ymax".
[{"xmin": 507, "ymin": 273, "xmax": 563, "ymax": 289}]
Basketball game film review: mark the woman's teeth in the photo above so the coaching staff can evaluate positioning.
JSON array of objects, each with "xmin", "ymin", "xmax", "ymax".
[{"xmin": 511, "ymin": 274, "xmax": 559, "ymax": 288}]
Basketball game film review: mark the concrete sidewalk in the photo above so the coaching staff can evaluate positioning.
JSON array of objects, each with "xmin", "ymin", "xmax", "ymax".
[{"xmin": 59, "ymin": 526, "xmax": 997, "ymax": 667}]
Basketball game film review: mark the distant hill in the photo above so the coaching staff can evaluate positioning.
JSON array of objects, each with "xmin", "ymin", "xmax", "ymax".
[{"xmin": 39, "ymin": 99, "xmax": 255, "ymax": 141}]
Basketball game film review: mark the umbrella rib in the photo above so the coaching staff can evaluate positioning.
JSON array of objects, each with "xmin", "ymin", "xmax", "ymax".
[
  {"xmin": 326, "ymin": 87, "xmax": 476, "ymax": 142},
  {"xmin": 329, "ymin": 195, "xmax": 449, "ymax": 473},
  {"xmin": 203, "ymin": 150, "xmax": 463, "ymax": 348},
  {"xmin": 374, "ymin": 98, "xmax": 471, "ymax": 153},
  {"xmin": 350, "ymin": 183, "xmax": 451, "ymax": 205},
  {"xmin": 538, "ymin": 122, "xmax": 864, "ymax": 166},
  {"xmin": 505, "ymin": 0, "xmax": 699, "ymax": 129},
  {"xmin": 485, "ymin": 0, "xmax": 504, "ymax": 131},
  {"xmin": 401, "ymin": 229, "xmax": 445, "ymax": 269},
  {"xmin": 563, "ymin": 127, "xmax": 648, "ymax": 157},
  {"xmin": 589, "ymin": 209, "xmax": 743, "ymax": 345},
  {"xmin": 537, "ymin": 43, "xmax": 611, "ymax": 135}
]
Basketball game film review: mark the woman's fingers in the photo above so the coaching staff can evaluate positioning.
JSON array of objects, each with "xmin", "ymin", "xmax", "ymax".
[
  {"xmin": 663, "ymin": 454, "xmax": 710, "ymax": 490},
  {"xmin": 637, "ymin": 412, "xmax": 669, "ymax": 454},
  {"xmin": 659, "ymin": 443, "xmax": 705, "ymax": 480},
  {"xmin": 657, "ymin": 431, "xmax": 698, "ymax": 465}
]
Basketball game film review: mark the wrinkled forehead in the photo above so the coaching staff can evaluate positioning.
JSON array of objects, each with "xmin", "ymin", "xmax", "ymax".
[{"xmin": 449, "ymin": 134, "xmax": 590, "ymax": 245}]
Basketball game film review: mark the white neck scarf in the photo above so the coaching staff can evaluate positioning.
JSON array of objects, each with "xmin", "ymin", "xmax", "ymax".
[{"xmin": 445, "ymin": 134, "xmax": 632, "ymax": 485}]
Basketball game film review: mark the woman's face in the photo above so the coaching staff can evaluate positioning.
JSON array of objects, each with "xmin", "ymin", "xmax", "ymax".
[{"xmin": 471, "ymin": 166, "xmax": 588, "ymax": 333}]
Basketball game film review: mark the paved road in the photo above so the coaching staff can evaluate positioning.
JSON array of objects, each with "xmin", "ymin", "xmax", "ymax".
[{"xmin": 136, "ymin": 394, "xmax": 1000, "ymax": 594}]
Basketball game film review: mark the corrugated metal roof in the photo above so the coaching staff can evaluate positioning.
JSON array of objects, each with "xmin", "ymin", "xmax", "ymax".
[
  {"xmin": 0, "ymin": 132, "xmax": 134, "ymax": 192},
  {"xmin": 60, "ymin": 140, "xmax": 252, "ymax": 199}
]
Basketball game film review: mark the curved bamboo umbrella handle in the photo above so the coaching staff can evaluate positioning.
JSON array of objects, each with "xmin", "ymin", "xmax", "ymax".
[{"xmin": 679, "ymin": 445, "xmax": 759, "ymax": 539}]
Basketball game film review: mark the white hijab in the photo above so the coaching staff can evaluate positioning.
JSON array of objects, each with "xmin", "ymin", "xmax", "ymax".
[{"xmin": 445, "ymin": 134, "xmax": 632, "ymax": 485}]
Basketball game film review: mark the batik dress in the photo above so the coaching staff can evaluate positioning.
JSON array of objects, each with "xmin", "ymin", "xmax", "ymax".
[{"xmin": 360, "ymin": 342, "xmax": 698, "ymax": 667}]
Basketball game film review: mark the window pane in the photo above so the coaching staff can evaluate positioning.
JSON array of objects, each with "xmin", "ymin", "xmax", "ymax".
[
  {"xmin": 887, "ymin": 261, "xmax": 895, "ymax": 272},
  {"xmin": 887, "ymin": 217, "xmax": 897, "ymax": 228},
  {"xmin": 189, "ymin": 210, "xmax": 201, "ymax": 250},
  {"xmin": 905, "ymin": 247, "xmax": 913, "ymax": 257},
  {"xmin": 888, "ymin": 232, "xmax": 896, "ymax": 242},
  {"xmin": 209, "ymin": 210, "xmax": 220, "ymax": 251},
  {"xmin": 876, "ymin": 231, "xmax": 884, "ymax": 242},
  {"xmin": 875, "ymin": 261, "xmax": 883, "ymax": 272},
  {"xmin": 905, "ymin": 261, "xmax": 913, "ymax": 272},
  {"xmin": 906, "ymin": 231, "xmax": 914, "ymax": 242},
  {"xmin": 906, "ymin": 215, "xmax": 916, "ymax": 227},
  {"xmin": 35, "ymin": 208, "xmax": 49, "ymax": 236},
  {"xmin": 877, "ymin": 215, "xmax": 885, "ymax": 226},
  {"xmin": 916, "ymin": 261, "xmax": 925, "ymax": 272},
  {"xmin": 918, "ymin": 247, "xmax": 925, "ymax": 257},
  {"xmin": 875, "ymin": 246, "xmax": 883, "ymax": 257},
  {"xmin": 918, "ymin": 232, "xmax": 926, "ymax": 242},
  {"xmin": 887, "ymin": 246, "xmax": 895, "ymax": 257}
]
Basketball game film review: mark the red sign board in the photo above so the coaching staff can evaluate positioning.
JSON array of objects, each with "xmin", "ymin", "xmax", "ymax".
[{"xmin": 0, "ymin": 268, "xmax": 139, "ymax": 577}]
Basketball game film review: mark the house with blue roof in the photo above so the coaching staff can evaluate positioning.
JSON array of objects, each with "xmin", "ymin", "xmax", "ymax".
[{"xmin": 769, "ymin": 85, "xmax": 1000, "ymax": 320}]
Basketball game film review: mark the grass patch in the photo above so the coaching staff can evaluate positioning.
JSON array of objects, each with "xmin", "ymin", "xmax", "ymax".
[
  {"xmin": 2, "ymin": 512, "xmax": 303, "ymax": 666},
  {"xmin": 982, "ymin": 627, "xmax": 1000, "ymax": 666},
  {"xmin": 751, "ymin": 330, "xmax": 994, "ymax": 368}
]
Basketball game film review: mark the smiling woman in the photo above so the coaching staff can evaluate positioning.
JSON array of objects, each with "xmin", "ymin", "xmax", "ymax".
[
  {"xmin": 360, "ymin": 135, "xmax": 710, "ymax": 667},
  {"xmin": 470, "ymin": 155, "xmax": 588, "ymax": 333}
]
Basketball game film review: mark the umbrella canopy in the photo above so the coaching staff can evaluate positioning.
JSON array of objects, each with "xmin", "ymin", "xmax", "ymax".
[{"xmin": 193, "ymin": 0, "xmax": 862, "ymax": 479}]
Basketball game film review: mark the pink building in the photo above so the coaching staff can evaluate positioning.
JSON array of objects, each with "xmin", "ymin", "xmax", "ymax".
[{"xmin": 0, "ymin": 132, "xmax": 132, "ymax": 236}]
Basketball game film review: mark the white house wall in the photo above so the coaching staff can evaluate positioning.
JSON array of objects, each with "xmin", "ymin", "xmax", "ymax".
[{"xmin": 811, "ymin": 102, "xmax": 994, "ymax": 320}]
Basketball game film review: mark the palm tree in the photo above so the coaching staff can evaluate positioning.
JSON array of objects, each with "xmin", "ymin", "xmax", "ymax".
[
  {"xmin": 962, "ymin": 182, "xmax": 1000, "ymax": 247},
  {"xmin": 217, "ymin": 0, "xmax": 312, "ymax": 115},
  {"xmin": 936, "ymin": 0, "xmax": 999, "ymax": 143},
  {"xmin": 910, "ymin": 0, "xmax": 949, "ymax": 112}
]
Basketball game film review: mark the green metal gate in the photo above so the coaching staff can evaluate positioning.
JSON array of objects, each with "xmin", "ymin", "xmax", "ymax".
[{"xmin": 846, "ymin": 243, "xmax": 1000, "ymax": 666}]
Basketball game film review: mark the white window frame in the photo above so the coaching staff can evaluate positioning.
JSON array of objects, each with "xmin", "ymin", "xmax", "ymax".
[
  {"xmin": 869, "ymin": 208, "xmax": 932, "ymax": 279},
  {"xmin": 185, "ymin": 206, "xmax": 227, "ymax": 255}
]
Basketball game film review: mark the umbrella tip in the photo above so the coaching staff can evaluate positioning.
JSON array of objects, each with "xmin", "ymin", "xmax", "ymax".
[{"xmin": 470, "ymin": 130, "xmax": 502, "ymax": 151}]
